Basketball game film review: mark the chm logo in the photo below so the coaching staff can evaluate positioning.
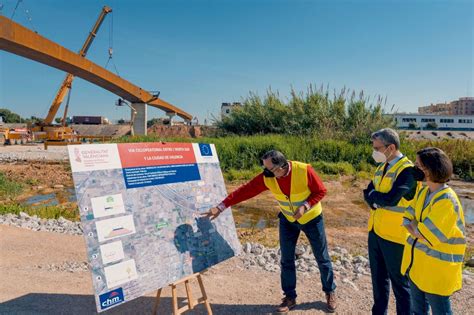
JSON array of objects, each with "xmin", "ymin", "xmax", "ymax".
[{"xmin": 99, "ymin": 288, "xmax": 124, "ymax": 310}]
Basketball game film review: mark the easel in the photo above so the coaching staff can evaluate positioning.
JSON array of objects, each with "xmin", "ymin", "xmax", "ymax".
[{"xmin": 152, "ymin": 273, "xmax": 212, "ymax": 315}]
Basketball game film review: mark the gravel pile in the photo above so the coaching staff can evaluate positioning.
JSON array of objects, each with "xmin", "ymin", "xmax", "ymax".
[
  {"xmin": 36, "ymin": 261, "xmax": 90, "ymax": 273},
  {"xmin": 0, "ymin": 145, "xmax": 69, "ymax": 162},
  {"xmin": 239, "ymin": 242, "xmax": 474, "ymax": 288},
  {"xmin": 2, "ymin": 212, "xmax": 472, "ymax": 284},
  {"xmin": 0, "ymin": 212, "xmax": 82, "ymax": 235},
  {"xmin": 239, "ymin": 242, "xmax": 371, "ymax": 290}
]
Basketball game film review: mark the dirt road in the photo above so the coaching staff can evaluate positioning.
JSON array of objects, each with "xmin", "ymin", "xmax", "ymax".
[{"xmin": 1, "ymin": 225, "xmax": 472, "ymax": 314}]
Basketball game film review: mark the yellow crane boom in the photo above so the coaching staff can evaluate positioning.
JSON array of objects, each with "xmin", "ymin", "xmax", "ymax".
[{"xmin": 43, "ymin": 6, "xmax": 112, "ymax": 125}]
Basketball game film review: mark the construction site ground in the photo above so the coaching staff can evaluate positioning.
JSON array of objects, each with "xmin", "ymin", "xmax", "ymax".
[{"xmin": 0, "ymin": 144, "xmax": 472, "ymax": 314}]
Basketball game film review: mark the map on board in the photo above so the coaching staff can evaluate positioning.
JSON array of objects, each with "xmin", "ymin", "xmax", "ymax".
[{"xmin": 67, "ymin": 142, "xmax": 241, "ymax": 312}]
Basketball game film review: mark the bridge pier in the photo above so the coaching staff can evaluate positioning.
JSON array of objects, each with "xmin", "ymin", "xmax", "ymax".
[
  {"xmin": 166, "ymin": 112, "xmax": 176, "ymax": 125},
  {"xmin": 131, "ymin": 103, "xmax": 147, "ymax": 136}
]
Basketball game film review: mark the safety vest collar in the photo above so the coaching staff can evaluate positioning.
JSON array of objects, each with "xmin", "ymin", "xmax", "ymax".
[{"xmin": 373, "ymin": 156, "xmax": 412, "ymax": 190}]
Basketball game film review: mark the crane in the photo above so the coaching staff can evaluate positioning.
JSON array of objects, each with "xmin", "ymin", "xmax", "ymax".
[{"xmin": 33, "ymin": 5, "xmax": 112, "ymax": 141}]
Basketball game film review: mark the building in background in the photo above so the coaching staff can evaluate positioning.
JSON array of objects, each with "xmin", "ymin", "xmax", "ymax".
[
  {"xmin": 418, "ymin": 97, "xmax": 474, "ymax": 115},
  {"xmin": 221, "ymin": 102, "xmax": 242, "ymax": 118},
  {"xmin": 394, "ymin": 113, "xmax": 473, "ymax": 130},
  {"xmin": 72, "ymin": 116, "xmax": 109, "ymax": 125},
  {"xmin": 450, "ymin": 97, "xmax": 474, "ymax": 115},
  {"xmin": 418, "ymin": 102, "xmax": 451, "ymax": 115}
]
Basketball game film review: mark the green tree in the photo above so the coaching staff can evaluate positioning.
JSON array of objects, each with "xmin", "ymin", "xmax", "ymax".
[
  {"xmin": 425, "ymin": 122, "xmax": 438, "ymax": 130},
  {"xmin": 28, "ymin": 116, "xmax": 43, "ymax": 124},
  {"xmin": 0, "ymin": 108, "xmax": 22, "ymax": 123},
  {"xmin": 408, "ymin": 122, "xmax": 418, "ymax": 129}
]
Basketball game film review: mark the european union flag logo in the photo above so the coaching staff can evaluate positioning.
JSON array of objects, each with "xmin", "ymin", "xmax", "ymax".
[{"xmin": 199, "ymin": 143, "xmax": 213, "ymax": 156}]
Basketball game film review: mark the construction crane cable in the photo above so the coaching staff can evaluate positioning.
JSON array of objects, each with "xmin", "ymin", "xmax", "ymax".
[
  {"xmin": 104, "ymin": 11, "xmax": 121, "ymax": 77},
  {"xmin": 109, "ymin": 11, "xmax": 113, "ymax": 50},
  {"xmin": 10, "ymin": 0, "xmax": 37, "ymax": 32},
  {"xmin": 23, "ymin": 7, "xmax": 37, "ymax": 33},
  {"xmin": 10, "ymin": 0, "xmax": 21, "ymax": 19}
]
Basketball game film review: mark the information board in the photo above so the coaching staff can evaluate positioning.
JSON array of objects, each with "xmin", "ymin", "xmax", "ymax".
[{"xmin": 67, "ymin": 142, "xmax": 241, "ymax": 312}]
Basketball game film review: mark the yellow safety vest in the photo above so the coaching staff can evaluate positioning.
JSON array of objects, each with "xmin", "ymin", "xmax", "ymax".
[
  {"xmin": 263, "ymin": 161, "xmax": 322, "ymax": 224},
  {"xmin": 367, "ymin": 156, "xmax": 415, "ymax": 244},
  {"xmin": 401, "ymin": 186, "xmax": 466, "ymax": 296}
]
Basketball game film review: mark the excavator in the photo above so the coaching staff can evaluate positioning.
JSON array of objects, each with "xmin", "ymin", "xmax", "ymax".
[{"xmin": 31, "ymin": 5, "xmax": 112, "ymax": 142}]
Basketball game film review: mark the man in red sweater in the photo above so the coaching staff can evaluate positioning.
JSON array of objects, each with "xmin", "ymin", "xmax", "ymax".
[{"xmin": 202, "ymin": 150, "xmax": 336, "ymax": 313}]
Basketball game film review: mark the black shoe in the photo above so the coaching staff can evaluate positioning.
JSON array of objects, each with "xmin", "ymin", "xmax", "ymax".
[{"xmin": 276, "ymin": 297, "xmax": 297, "ymax": 313}]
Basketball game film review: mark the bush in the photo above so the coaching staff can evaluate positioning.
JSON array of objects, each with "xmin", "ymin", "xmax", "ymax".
[
  {"xmin": 215, "ymin": 86, "xmax": 395, "ymax": 143},
  {"xmin": 401, "ymin": 139, "xmax": 474, "ymax": 181},
  {"xmin": 117, "ymin": 135, "xmax": 473, "ymax": 180},
  {"xmin": 425, "ymin": 122, "xmax": 438, "ymax": 130}
]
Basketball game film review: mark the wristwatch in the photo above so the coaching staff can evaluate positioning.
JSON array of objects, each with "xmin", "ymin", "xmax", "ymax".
[{"xmin": 216, "ymin": 203, "xmax": 226, "ymax": 213}]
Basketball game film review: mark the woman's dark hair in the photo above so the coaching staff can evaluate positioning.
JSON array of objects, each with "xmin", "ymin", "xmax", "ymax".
[
  {"xmin": 260, "ymin": 150, "xmax": 288, "ymax": 167},
  {"xmin": 417, "ymin": 147, "xmax": 453, "ymax": 183}
]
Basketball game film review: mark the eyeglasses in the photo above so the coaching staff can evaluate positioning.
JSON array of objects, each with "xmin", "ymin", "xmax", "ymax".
[
  {"xmin": 264, "ymin": 162, "xmax": 288, "ymax": 174},
  {"xmin": 373, "ymin": 145, "xmax": 387, "ymax": 151}
]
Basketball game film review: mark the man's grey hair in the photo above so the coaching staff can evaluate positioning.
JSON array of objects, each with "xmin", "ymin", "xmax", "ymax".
[
  {"xmin": 261, "ymin": 150, "xmax": 288, "ymax": 167},
  {"xmin": 371, "ymin": 128, "xmax": 400, "ymax": 149}
]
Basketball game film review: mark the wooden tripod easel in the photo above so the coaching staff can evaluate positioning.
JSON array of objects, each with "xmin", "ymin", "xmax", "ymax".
[{"xmin": 152, "ymin": 273, "xmax": 213, "ymax": 315}]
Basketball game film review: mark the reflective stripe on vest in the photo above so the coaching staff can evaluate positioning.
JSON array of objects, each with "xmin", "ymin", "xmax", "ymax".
[
  {"xmin": 400, "ymin": 187, "xmax": 466, "ymax": 296},
  {"xmin": 406, "ymin": 206, "xmax": 415, "ymax": 217},
  {"xmin": 432, "ymin": 193, "xmax": 466, "ymax": 235},
  {"xmin": 383, "ymin": 206, "xmax": 406, "ymax": 213},
  {"xmin": 263, "ymin": 161, "xmax": 322, "ymax": 224},
  {"xmin": 368, "ymin": 156, "xmax": 414, "ymax": 244},
  {"xmin": 407, "ymin": 236, "xmax": 464, "ymax": 262},
  {"xmin": 422, "ymin": 218, "xmax": 466, "ymax": 245}
]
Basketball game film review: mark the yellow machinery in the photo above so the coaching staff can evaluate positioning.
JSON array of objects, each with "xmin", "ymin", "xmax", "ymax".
[
  {"xmin": 32, "ymin": 6, "xmax": 112, "ymax": 142},
  {"xmin": 1, "ymin": 7, "xmax": 193, "ymax": 145},
  {"xmin": 1, "ymin": 127, "xmax": 29, "ymax": 145}
]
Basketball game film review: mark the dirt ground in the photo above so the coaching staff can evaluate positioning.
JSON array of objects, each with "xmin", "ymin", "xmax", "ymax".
[
  {"xmin": 1, "ymin": 161, "xmax": 472, "ymax": 256},
  {"xmin": 1, "ymin": 225, "xmax": 472, "ymax": 314},
  {"xmin": 0, "ymin": 163, "xmax": 381, "ymax": 255},
  {"xmin": 0, "ymin": 160, "xmax": 473, "ymax": 314}
]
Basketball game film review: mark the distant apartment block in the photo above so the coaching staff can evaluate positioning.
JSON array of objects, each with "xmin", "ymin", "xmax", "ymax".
[
  {"xmin": 394, "ymin": 114, "xmax": 474, "ymax": 130},
  {"xmin": 418, "ymin": 97, "xmax": 474, "ymax": 115},
  {"xmin": 221, "ymin": 102, "xmax": 242, "ymax": 118}
]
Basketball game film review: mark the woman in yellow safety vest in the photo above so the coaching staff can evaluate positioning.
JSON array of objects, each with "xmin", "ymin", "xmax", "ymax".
[{"xmin": 401, "ymin": 147, "xmax": 466, "ymax": 315}]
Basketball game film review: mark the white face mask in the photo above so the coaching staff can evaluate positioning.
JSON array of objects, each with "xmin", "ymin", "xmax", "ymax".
[{"xmin": 372, "ymin": 149, "xmax": 387, "ymax": 163}]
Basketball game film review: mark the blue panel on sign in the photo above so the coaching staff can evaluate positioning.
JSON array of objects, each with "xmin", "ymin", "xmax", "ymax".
[
  {"xmin": 199, "ymin": 143, "xmax": 213, "ymax": 156},
  {"xmin": 99, "ymin": 288, "xmax": 124, "ymax": 310},
  {"xmin": 122, "ymin": 163, "xmax": 201, "ymax": 189}
]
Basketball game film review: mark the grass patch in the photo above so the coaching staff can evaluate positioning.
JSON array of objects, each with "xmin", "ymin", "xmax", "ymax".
[
  {"xmin": 224, "ymin": 166, "xmax": 261, "ymax": 181},
  {"xmin": 0, "ymin": 172, "xmax": 23, "ymax": 199},
  {"xmin": 311, "ymin": 161, "xmax": 355, "ymax": 176},
  {"xmin": 0, "ymin": 203, "xmax": 79, "ymax": 221}
]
